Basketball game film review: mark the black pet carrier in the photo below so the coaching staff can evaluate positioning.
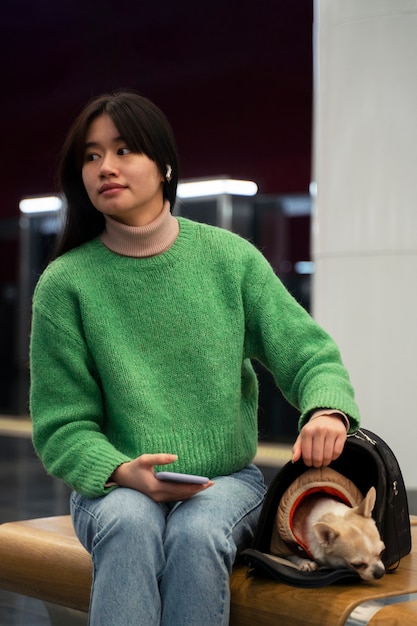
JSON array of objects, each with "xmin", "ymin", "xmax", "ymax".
[{"xmin": 242, "ymin": 428, "xmax": 412, "ymax": 587}]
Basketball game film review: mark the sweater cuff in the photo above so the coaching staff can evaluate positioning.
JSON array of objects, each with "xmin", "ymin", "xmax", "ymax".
[{"xmin": 308, "ymin": 409, "xmax": 350, "ymax": 432}]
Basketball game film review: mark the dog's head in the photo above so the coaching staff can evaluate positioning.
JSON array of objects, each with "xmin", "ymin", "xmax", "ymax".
[{"xmin": 312, "ymin": 487, "xmax": 385, "ymax": 581}]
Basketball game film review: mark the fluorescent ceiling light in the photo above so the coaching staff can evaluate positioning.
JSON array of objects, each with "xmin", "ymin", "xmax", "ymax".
[
  {"xmin": 281, "ymin": 196, "xmax": 311, "ymax": 217},
  {"xmin": 309, "ymin": 181, "xmax": 317, "ymax": 198},
  {"xmin": 177, "ymin": 179, "xmax": 258, "ymax": 199},
  {"xmin": 19, "ymin": 196, "xmax": 63, "ymax": 214},
  {"xmin": 294, "ymin": 261, "xmax": 315, "ymax": 275}
]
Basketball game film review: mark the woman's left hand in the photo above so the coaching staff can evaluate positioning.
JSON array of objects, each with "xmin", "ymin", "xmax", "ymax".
[{"xmin": 291, "ymin": 414, "xmax": 347, "ymax": 467}]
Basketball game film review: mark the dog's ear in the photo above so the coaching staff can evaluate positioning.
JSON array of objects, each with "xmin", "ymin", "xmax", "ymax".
[
  {"xmin": 354, "ymin": 487, "xmax": 376, "ymax": 518},
  {"xmin": 313, "ymin": 522, "xmax": 339, "ymax": 548}
]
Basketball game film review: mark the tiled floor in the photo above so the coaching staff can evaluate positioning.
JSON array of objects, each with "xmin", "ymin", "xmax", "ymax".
[{"xmin": 0, "ymin": 436, "xmax": 71, "ymax": 523}]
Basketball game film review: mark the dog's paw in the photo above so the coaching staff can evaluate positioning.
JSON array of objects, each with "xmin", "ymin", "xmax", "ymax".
[
  {"xmin": 298, "ymin": 559, "xmax": 319, "ymax": 572},
  {"xmin": 286, "ymin": 555, "xmax": 320, "ymax": 572}
]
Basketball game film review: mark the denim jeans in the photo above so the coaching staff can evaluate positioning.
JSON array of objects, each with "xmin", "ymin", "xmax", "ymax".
[{"xmin": 70, "ymin": 463, "xmax": 266, "ymax": 626}]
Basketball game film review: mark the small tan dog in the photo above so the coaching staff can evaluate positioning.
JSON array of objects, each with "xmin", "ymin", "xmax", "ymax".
[{"xmin": 270, "ymin": 468, "xmax": 386, "ymax": 581}]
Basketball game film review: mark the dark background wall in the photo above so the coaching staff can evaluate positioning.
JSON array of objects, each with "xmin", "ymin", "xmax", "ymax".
[
  {"xmin": 1, "ymin": 1, "xmax": 313, "ymax": 217},
  {"xmin": 0, "ymin": 1, "xmax": 314, "ymax": 433}
]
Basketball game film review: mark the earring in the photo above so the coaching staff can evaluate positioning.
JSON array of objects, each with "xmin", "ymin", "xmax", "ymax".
[{"xmin": 166, "ymin": 164, "xmax": 172, "ymax": 182}]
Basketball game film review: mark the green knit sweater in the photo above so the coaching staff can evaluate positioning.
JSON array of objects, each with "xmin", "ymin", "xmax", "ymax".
[{"xmin": 30, "ymin": 218, "xmax": 359, "ymax": 497}]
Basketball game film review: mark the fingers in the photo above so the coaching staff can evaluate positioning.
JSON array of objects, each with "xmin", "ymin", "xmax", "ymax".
[
  {"xmin": 291, "ymin": 436, "xmax": 302, "ymax": 463},
  {"xmin": 138, "ymin": 453, "xmax": 178, "ymax": 469},
  {"xmin": 292, "ymin": 417, "xmax": 347, "ymax": 467},
  {"xmin": 151, "ymin": 479, "xmax": 214, "ymax": 503},
  {"xmin": 121, "ymin": 453, "xmax": 214, "ymax": 502}
]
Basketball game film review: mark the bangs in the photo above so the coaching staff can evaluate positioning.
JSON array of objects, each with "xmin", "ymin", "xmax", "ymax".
[{"xmin": 104, "ymin": 99, "xmax": 161, "ymax": 164}]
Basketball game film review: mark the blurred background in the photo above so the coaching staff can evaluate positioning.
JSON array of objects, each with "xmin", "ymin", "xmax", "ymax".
[{"xmin": 0, "ymin": 0, "xmax": 315, "ymax": 443}]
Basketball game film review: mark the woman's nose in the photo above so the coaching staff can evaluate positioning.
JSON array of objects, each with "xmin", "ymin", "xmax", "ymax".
[{"xmin": 99, "ymin": 153, "xmax": 118, "ymax": 176}]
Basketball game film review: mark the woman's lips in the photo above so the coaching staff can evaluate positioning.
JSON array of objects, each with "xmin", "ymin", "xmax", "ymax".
[{"xmin": 99, "ymin": 183, "xmax": 126, "ymax": 196}]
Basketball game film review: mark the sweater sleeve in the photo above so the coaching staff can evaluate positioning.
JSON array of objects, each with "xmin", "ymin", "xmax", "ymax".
[
  {"xmin": 243, "ymin": 251, "xmax": 360, "ymax": 432},
  {"xmin": 30, "ymin": 271, "xmax": 131, "ymax": 497}
]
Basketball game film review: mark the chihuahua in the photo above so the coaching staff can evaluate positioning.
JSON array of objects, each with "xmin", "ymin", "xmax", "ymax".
[{"xmin": 285, "ymin": 487, "xmax": 386, "ymax": 581}]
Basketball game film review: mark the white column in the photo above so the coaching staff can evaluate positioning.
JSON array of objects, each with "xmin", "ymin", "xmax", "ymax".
[{"xmin": 312, "ymin": 0, "xmax": 417, "ymax": 488}]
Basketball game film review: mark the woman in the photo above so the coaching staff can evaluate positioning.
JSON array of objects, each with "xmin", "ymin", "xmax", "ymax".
[{"xmin": 30, "ymin": 90, "xmax": 360, "ymax": 625}]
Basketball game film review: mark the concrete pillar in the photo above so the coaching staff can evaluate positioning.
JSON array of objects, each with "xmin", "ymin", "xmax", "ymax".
[{"xmin": 312, "ymin": 0, "xmax": 417, "ymax": 488}]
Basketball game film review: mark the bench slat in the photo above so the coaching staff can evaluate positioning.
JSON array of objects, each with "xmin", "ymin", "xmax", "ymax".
[{"xmin": 0, "ymin": 516, "xmax": 91, "ymax": 612}]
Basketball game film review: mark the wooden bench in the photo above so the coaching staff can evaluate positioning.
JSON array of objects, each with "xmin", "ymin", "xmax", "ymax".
[{"xmin": 0, "ymin": 515, "xmax": 416, "ymax": 625}]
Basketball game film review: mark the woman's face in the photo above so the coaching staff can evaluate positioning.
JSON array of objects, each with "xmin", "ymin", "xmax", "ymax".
[{"xmin": 82, "ymin": 114, "xmax": 165, "ymax": 226}]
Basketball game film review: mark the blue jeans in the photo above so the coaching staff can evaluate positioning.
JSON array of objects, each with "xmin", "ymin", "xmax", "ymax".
[{"xmin": 70, "ymin": 463, "xmax": 266, "ymax": 626}]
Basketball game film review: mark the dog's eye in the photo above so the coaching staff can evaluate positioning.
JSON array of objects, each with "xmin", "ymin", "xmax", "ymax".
[{"xmin": 351, "ymin": 562, "xmax": 367, "ymax": 571}]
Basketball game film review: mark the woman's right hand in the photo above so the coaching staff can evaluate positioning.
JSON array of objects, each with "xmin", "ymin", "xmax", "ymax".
[{"xmin": 110, "ymin": 453, "xmax": 214, "ymax": 502}]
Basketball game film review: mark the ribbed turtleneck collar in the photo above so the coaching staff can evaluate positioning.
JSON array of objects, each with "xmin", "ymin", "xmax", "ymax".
[{"xmin": 100, "ymin": 201, "xmax": 179, "ymax": 258}]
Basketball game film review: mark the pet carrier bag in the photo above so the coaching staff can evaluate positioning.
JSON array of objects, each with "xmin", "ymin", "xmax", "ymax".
[{"xmin": 241, "ymin": 428, "xmax": 412, "ymax": 587}]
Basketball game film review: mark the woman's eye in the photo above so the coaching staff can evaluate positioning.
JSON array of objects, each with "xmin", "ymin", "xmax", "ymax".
[
  {"xmin": 85, "ymin": 153, "xmax": 99, "ymax": 162},
  {"xmin": 118, "ymin": 147, "xmax": 131, "ymax": 156}
]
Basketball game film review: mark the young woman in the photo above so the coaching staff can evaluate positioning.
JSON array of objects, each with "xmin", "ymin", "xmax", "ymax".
[{"xmin": 30, "ymin": 90, "xmax": 360, "ymax": 625}]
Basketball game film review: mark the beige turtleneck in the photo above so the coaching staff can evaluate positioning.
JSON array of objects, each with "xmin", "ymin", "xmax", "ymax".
[{"xmin": 100, "ymin": 200, "xmax": 179, "ymax": 258}]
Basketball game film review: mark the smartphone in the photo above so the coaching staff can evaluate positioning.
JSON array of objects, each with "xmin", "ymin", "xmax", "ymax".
[{"xmin": 155, "ymin": 471, "xmax": 210, "ymax": 485}]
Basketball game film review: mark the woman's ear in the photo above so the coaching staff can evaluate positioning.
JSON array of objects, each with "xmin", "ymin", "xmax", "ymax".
[{"xmin": 166, "ymin": 164, "xmax": 173, "ymax": 182}]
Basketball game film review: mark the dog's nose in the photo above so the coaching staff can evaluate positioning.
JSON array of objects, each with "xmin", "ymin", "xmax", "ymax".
[{"xmin": 373, "ymin": 566, "xmax": 385, "ymax": 580}]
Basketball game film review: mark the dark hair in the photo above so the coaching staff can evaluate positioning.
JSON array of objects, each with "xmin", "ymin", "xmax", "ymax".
[{"xmin": 52, "ymin": 90, "xmax": 179, "ymax": 258}]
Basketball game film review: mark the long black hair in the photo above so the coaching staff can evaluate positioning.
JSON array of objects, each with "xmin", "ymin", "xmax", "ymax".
[{"xmin": 52, "ymin": 90, "xmax": 179, "ymax": 259}]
